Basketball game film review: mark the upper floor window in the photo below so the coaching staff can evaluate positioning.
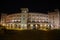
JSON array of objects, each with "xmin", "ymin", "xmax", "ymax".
[
  {"xmin": 19, "ymin": 15, "xmax": 21, "ymax": 17},
  {"xmin": 20, "ymin": 18, "xmax": 21, "ymax": 20},
  {"xmin": 23, "ymin": 15, "xmax": 25, "ymax": 17},
  {"xmin": 29, "ymin": 15, "xmax": 31, "ymax": 16},
  {"xmin": 23, "ymin": 18, "xmax": 25, "ymax": 20},
  {"xmin": 40, "ymin": 15, "xmax": 43, "ymax": 17},
  {"xmin": 32, "ymin": 15, "xmax": 35, "ymax": 16},
  {"xmin": 36, "ymin": 15, "xmax": 39, "ymax": 16}
]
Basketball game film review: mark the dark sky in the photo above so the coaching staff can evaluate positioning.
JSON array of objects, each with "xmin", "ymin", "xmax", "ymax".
[{"xmin": 0, "ymin": 0, "xmax": 60, "ymax": 13}]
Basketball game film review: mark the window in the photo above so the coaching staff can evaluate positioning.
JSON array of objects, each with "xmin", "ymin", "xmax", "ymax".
[
  {"xmin": 23, "ymin": 15, "xmax": 25, "ymax": 17},
  {"xmin": 40, "ymin": 15, "xmax": 42, "ymax": 16},
  {"xmin": 20, "ymin": 15, "xmax": 21, "ymax": 17},
  {"xmin": 28, "ymin": 18, "xmax": 31, "ymax": 20},
  {"xmin": 29, "ymin": 15, "xmax": 31, "ymax": 16},
  {"xmin": 23, "ymin": 18, "xmax": 25, "ymax": 20},
  {"xmin": 20, "ymin": 18, "xmax": 21, "ymax": 20},
  {"xmin": 46, "ymin": 16, "xmax": 48, "ymax": 17},
  {"xmin": 36, "ymin": 15, "xmax": 39, "ymax": 16},
  {"xmin": 46, "ymin": 19, "xmax": 48, "ymax": 21},
  {"xmin": 32, "ymin": 15, "xmax": 35, "ymax": 16},
  {"xmin": 17, "ymin": 15, "xmax": 21, "ymax": 17}
]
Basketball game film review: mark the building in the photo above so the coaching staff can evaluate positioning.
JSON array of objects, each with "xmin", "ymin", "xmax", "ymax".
[
  {"xmin": 0, "ymin": 8, "xmax": 60, "ymax": 30},
  {"xmin": 48, "ymin": 9, "xmax": 60, "ymax": 29}
]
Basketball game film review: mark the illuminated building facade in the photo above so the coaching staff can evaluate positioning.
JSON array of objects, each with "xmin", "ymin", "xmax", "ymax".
[
  {"xmin": 48, "ymin": 9, "xmax": 60, "ymax": 29},
  {"xmin": 0, "ymin": 8, "xmax": 60, "ymax": 30}
]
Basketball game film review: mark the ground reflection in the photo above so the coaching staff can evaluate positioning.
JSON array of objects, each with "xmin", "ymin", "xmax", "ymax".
[{"xmin": 0, "ymin": 29, "xmax": 60, "ymax": 40}]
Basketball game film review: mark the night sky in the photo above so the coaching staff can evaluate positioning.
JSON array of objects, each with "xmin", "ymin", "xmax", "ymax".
[{"xmin": 0, "ymin": 0, "xmax": 60, "ymax": 13}]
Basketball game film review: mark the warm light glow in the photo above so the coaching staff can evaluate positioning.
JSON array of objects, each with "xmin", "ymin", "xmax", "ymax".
[
  {"xmin": 30, "ymin": 24, "xmax": 33, "ymax": 26},
  {"xmin": 24, "ymin": 24, "xmax": 27, "ymax": 27},
  {"xmin": 35, "ymin": 20, "xmax": 37, "ymax": 22},
  {"xmin": 42, "ymin": 20, "xmax": 44, "ymax": 22},
  {"xmin": 48, "ymin": 25, "xmax": 49, "ymax": 27},
  {"xmin": 36, "ymin": 17, "xmax": 38, "ymax": 18},
  {"xmin": 39, "ymin": 20, "xmax": 41, "ymax": 22},
  {"xmin": 42, "ymin": 28, "xmax": 48, "ymax": 31},
  {"xmin": 2, "ymin": 23, "xmax": 6, "ymax": 26},
  {"xmin": 6, "ymin": 24, "xmax": 9, "ymax": 26},
  {"xmin": 1, "ymin": 8, "xmax": 60, "ymax": 30},
  {"xmin": 44, "ymin": 24, "xmax": 47, "ymax": 26},
  {"xmin": 32, "ymin": 17, "xmax": 34, "ymax": 18},
  {"xmin": 21, "ymin": 24, "xmax": 23, "ymax": 26},
  {"xmin": 35, "ymin": 24, "xmax": 37, "ymax": 27},
  {"xmin": 51, "ymin": 24, "xmax": 53, "ymax": 28},
  {"xmin": 15, "ymin": 20, "xmax": 17, "ymax": 21},
  {"xmin": 12, "ymin": 20, "xmax": 14, "ymax": 22},
  {"xmin": 12, "ymin": 24, "xmax": 15, "ymax": 28},
  {"xmin": 18, "ymin": 20, "xmax": 20, "ymax": 21},
  {"xmin": 40, "ymin": 24, "xmax": 42, "ymax": 27}
]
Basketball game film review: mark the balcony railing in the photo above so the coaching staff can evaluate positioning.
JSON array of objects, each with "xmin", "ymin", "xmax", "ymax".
[{"xmin": 27, "ymin": 21, "xmax": 48, "ymax": 23}]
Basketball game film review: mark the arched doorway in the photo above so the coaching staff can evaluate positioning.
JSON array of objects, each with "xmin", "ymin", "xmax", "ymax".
[
  {"xmin": 36, "ymin": 24, "xmax": 40, "ymax": 30},
  {"xmin": 27, "ymin": 24, "xmax": 31, "ymax": 30},
  {"xmin": 15, "ymin": 24, "xmax": 17, "ymax": 28},
  {"xmin": 18, "ymin": 25, "xmax": 21, "ymax": 29},
  {"xmin": 33, "ymin": 24, "xmax": 36, "ymax": 30}
]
